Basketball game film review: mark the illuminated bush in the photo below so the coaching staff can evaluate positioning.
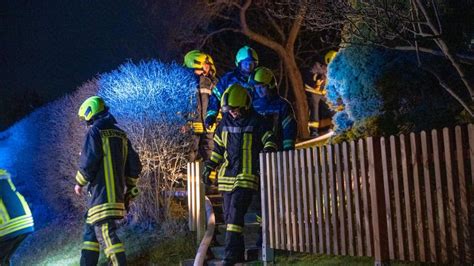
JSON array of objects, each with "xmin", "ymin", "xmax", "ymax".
[
  {"xmin": 326, "ymin": 46, "xmax": 461, "ymax": 141},
  {"xmin": 98, "ymin": 60, "xmax": 197, "ymax": 223}
]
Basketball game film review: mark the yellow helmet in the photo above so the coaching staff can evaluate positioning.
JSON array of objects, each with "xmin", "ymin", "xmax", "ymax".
[
  {"xmin": 324, "ymin": 50, "xmax": 337, "ymax": 65},
  {"xmin": 183, "ymin": 50, "xmax": 216, "ymax": 75},
  {"xmin": 0, "ymin": 169, "xmax": 10, "ymax": 179},
  {"xmin": 221, "ymin": 83, "xmax": 252, "ymax": 112},
  {"xmin": 249, "ymin": 67, "xmax": 277, "ymax": 89},
  {"xmin": 78, "ymin": 96, "xmax": 106, "ymax": 121}
]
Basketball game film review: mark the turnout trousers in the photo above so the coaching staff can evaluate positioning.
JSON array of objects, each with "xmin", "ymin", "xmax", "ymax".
[
  {"xmin": 80, "ymin": 219, "xmax": 126, "ymax": 266},
  {"xmin": 222, "ymin": 188, "xmax": 254, "ymax": 265}
]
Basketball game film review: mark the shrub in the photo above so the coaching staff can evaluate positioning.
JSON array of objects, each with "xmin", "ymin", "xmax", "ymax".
[
  {"xmin": 326, "ymin": 45, "xmax": 462, "ymax": 142},
  {"xmin": 98, "ymin": 60, "xmax": 197, "ymax": 223}
]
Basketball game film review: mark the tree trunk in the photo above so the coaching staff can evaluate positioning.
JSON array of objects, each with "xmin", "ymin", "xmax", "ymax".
[{"xmin": 281, "ymin": 52, "xmax": 309, "ymax": 138}]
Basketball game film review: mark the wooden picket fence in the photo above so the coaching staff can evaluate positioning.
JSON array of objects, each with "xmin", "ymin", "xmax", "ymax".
[{"xmin": 259, "ymin": 124, "xmax": 473, "ymax": 264}]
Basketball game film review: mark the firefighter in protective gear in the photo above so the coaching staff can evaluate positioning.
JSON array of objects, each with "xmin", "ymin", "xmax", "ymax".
[
  {"xmin": 75, "ymin": 96, "xmax": 142, "ymax": 266},
  {"xmin": 183, "ymin": 50, "xmax": 218, "ymax": 162},
  {"xmin": 0, "ymin": 169, "xmax": 34, "ymax": 265},
  {"xmin": 205, "ymin": 46, "xmax": 258, "ymax": 129},
  {"xmin": 202, "ymin": 84, "xmax": 276, "ymax": 265},
  {"xmin": 250, "ymin": 67, "xmax": 297, "ymax": 151},
  {"xmin": 303, "ymin": 51, "xmax": 337, "ymax": 137}
]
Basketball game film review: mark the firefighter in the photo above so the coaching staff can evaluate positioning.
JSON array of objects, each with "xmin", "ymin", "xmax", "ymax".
[
  {"xmin": 303, "ymin": 50, "xmax": 337, "ymax": 137},
  {"xmin": 183, "ymin": 50, "xmax": 218, "ymax": 162},
  {"xmin": 75, "ymin": 96, "xmax": 142, "ymax": 266},
  {"xmin": 0, "ymin": 169, "xmax": 34, "ymax": 266},
  {"xmin": 250, "ymin": 67, "xmax": 297, "ymax": 151},
  {"xmin": 204, "ymin": 46, "xmax": 258, "ymax": 130},
  {"xmin": 201, "ymin": 84, "xmax": 276, "ymax": 265}
]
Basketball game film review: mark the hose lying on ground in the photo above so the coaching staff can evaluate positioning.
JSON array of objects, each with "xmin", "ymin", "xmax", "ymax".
[{"xmin": 194, "ymin": 196, "xmax": 215, "ymax": 266}]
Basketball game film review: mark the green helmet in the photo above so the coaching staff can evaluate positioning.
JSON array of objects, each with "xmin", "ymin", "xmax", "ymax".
[
  {"xmin": 249, "ymin": 67, "xmax": 277, "ymax": 89},
  {"xmin": 324, "ymin": 50, "xmax": 337, "ymax": 65},
  {"xmin": 78, "ymin": 96, "xmax": 106, "ymax": 121},
  {"xmin": 235, "ymin": 46, "xmax": 258, "ymax": 66},
  {"xmin": 0, "ymin": 169, "xmax": 10, "ymax": 179},
  {"xmin": 183, "ymin": 50, "xmax": 216, "ymax": 75},
  {"xmin": 221, "ymin": 83, "xmax": 252, "ymax": 112}
]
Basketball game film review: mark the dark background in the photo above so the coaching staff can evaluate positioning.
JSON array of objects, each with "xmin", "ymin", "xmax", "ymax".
[{"xmin": 0, "ymin": 0, "xmax": 182, "ymax": 130}]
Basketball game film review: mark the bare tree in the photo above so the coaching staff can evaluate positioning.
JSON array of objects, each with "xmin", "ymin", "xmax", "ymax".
[{"xmin": 273, "ymin": 0, "xmax": 474, "ymax": 117}]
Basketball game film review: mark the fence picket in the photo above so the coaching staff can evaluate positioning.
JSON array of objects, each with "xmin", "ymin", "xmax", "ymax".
[
  {"xmin": 431, "ymin": 129, "xmax": 447, "ymax": 262},
  {"xmin": 289, "ymin": 150, "xmax": 298, "ymax": 251},
  {"xmin": 276, "ymin": 152, "xmax": 285, "ymax": 249},
  {"xmin": 328, "ymin": 145, "xmax": 339, "ymax": 254},
  {"xmin": 335, "ymin": 144, "xmax": 346, "ymax": 255},
  {"xmin": 321, "ymin": 146, "xmax": 331, "ymax": 254},
  {"xmin": 468, "ymin": 124, "xmax": 474, "ymax": 263},
  {"xmin": 260, "ymin": 153, "xmax": 271, "ymax": 261},
  {"xmin": 410, "ymin": 133, "xmax": 426, "ymax": 261},
  {"xmin": 187, "ymin": 163, "xmax": 192, "ymax": 231},
  {"xmin": 401, "ymin": 134, "xmax": 415, "ymax": 260},
  {"xmin": 359, "ymin": 139, "xmax": 372, "ymax": 256},
  {"xmin": 342, "ymin": 142, "xmax": 355, "ymax": 256},
  {"xmin": 295, "ymin": 150, "xmax": 304, "ymax": 252},
  {"xmin": 351, "ymin": 141, "xmax": 363, "ymax": 256},
  {"xmin": 283, "ymin": 151, "xmax": 292, "ymax": 250},
  {"xmin": 314, "ymin": 147, "xmax": 325, "ymax": 253},
  {"xmin": 390, "ymin": 136, "xmax": 404, "ymax": 261},
  {"xmin": 300, "ymin": 149, "xmax": 311, "ymax": 252},
  {"xmin": 307, "ymin": 148, "xmax": 317, "ymax": 253},
  {"xmin": 271, "ymin": 152, "xmax": 280, "ymax": 248},
  {"xmin": 420, "ymin": 131, "xmax": 436, "ymax": 262},
  {"xmin": 455, "ymin": 126, "xmax": 469, "ymax": 262},
  {"xmin": 266, "ymin": 153, "xmax": 275, "ymax": 248},
  {"xmin": 380, "ymin": 137, "xmax": 395, "ymax": 259},
  {"xmin": 367, "ymin": 137, "xmax": 389, "ymax": 264},
  {"xmin": 444, "ymin": 128, "xmax": 459, "ymax": 262}
]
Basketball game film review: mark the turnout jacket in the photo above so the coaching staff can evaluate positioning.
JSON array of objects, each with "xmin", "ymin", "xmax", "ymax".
[
  {"xmin": 191, "ymin": 73, "xmax": 218, "ymax": 134},
  {"xmin": 75, "ymin": 113, "xmax": 142, "ymax": 225},
  {"xmin": 253, "ymin": 95, "xmax": 297, "ymax": 151},
  {"xmin": 0, "ymin": 171, "xmax": 34, "ymax": 241},
  {"xmin": 206, "ymin": 68, "xmax": 253, "ymax": 120},
  {"xmin": 207, "ymin": 110, "xmax": 277, "ymax": 192}
]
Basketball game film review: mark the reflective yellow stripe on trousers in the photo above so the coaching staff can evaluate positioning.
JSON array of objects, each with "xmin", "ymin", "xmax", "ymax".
[{"xmin": 103, "ymin": 137, "xmax": 116, "ymax": 203}]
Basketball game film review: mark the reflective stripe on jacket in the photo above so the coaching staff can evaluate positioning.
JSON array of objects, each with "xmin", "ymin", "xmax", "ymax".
[
  {"xmin": 0, "ymin": 172, "xmax": 34, "ymax": 241},
  {"xmin": 207, "ymin": 110, "xmax": 276, "ymax": 192},
  {"xmin": 75, "ymin": 113, "xmax": 142, "ymax": 225}
]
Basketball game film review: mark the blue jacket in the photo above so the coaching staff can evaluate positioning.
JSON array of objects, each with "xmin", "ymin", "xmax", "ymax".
[
  {"xmin": 0, "ymin": 171, "xmax": 34, "ymax": 241},
  {"xmin": 253, "ymin": 95, "xmax": 297, "ymax": 150},
  {"xmin": 207, "ymin": 110, "xmax": 277, "ymax": 192},
  {"xmin": 206, "ymin": 68, "xmax": 253, "ymax": 119},
  {"xmin": 75, "ymin": 112, "xmax": 142, "ymax": 225}
]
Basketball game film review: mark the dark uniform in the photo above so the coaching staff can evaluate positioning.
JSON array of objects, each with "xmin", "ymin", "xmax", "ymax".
[
  {"xmin": 206, "ymin": 69, "xmax": 253, "ymax": 124},
  {"xmin": 75, "ymin": 112, "xmax": 142, "ymax": 266},
  {"xmin": 0, "ymin": 170, "xmax": 34, "ymax": 265},
  {"xmin": 205, "ymin": 110, "xmax": 276, "ymax": 265},
  {"xmin": 189, "ymin": 73, "xmax": 218, "ymax": 162},
  {"xmin": 303, "ymin": 68, "xmax": 333, "ymax": 137},
  {"xmin": 253, "ymin": 95, "xmax": 297, "ymax": 151}
]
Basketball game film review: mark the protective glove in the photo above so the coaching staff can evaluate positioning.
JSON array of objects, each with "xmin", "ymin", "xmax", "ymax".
[
  {"xmin": 201, "ymin": 165, "xmax": 214, "ymax": 186},
  {"xmin": 204, "ymin": 115, "xmax": 216, "ymax": 129}
]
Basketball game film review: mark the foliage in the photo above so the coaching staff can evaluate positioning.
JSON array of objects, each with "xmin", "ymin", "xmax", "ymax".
[
  {"xmin": 327, "ymin": 46, "xmax": 462, "ymax": 142},
  {"xmin": 98, "ymin": 60, "xmax": 197, "ymax": 223}
]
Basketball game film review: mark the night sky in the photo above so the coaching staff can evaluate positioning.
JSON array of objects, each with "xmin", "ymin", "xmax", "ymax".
[{"xmin": 0, "ymin": 0, "xmax": 181, "ymax": 129}]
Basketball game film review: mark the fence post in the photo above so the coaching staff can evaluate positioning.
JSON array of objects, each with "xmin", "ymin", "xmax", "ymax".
[
  {"xmin": 260, "ymin": 152, "xmax": 274, "ymax": 264},
  {"xmin": 196, "ymin": 162, "xmax": 206, "ymax": 244},
  {"xmin": 367, "ymin": 137, "xmax": 389, "ymax": 265}
]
